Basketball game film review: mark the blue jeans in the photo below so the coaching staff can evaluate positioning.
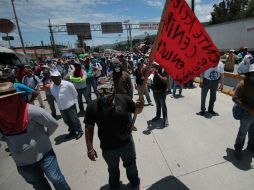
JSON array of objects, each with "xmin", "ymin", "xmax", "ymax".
[
  {"xmin": 86, "ymin": 77, "xmax": 98, "ymax": 103},
  {"xmin": 102, "ymin": 138, "xmax": 140, "ymax": 189},
  {"xmin": 60, "ymin": 104, "xmax": 83, "ymax": 134},
  {"xmin": 17, "ymin": 149, "xmax": 70, "ymax": 190},
  {"xmin": 172, "ymin": 81, "xmax": 183, "ymax": 95},
  {"xmin": 153, "ymin": 91, "xmax": 167, "ymax": 118},
  {"xmin": 234, "ymin": 112, "xmax": 254, "ymax": 151}
]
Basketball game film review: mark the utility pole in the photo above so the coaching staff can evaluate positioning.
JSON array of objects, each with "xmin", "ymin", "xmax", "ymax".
[
  {"xmin": 126, "ymin": 27, "xmax": 130, "ymax": 48},
  {"xmin": 191, "ymin": 0, "xmax": 195, "ymax": 12},
  {"xmin": 11, "ymin": 0, "xmax": 28, "ymax": 62},
  {"xmin": 6, "ymin": 33, "xmax": 11, "ymax": 48},
  {"xmin": 48, "ymin": 19, "xmax": 56, "ymax": 57},
  {"xmin": 128, "ymin": 23, "xmax": 133, "ymax": 52}
]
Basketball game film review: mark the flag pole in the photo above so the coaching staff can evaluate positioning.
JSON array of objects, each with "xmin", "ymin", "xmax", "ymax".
[{"xmin": 130, "ymin": 0, "xmax": 171, "ymax": 130}]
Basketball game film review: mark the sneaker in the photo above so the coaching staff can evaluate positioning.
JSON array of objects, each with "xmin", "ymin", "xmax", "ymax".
[
  {"xmin": 234, "ymin": 150, "xmax": 243, "ymax": 160},
  {"xmin": 76, "ymin": 132, "xmax": 84, "ymax": 140},
  {"xmin": 78, "ymin": 111, "xmax": 85, "ymax": 116},
  {"xmin": 51, "ymin": 113, "xmax": 57, "ymax": 119},
  {"xmin": 164, "ymin": 118, "xmax": 169, "ymax": 127},
  {"xmin": 247, "ymin": 145, "xmax": 254, "ymax": 153},
  {"xmin": 132, "ymin": 126, "xmax": 138, "ymax": 131},
  {"xmin": 152, "ymin": 116, "xmax": 160, "ymax": 121},
  {"xmin": 208, "ymin": 110, "xmax": 218, "ymax": 115},
  {"xmin": 171, "ymin": 94, "xmax": 176, "ymax": 98},
  {"xmin": 166, "ymin": 90, "xmax": 172, "ymax": 95},
  {"xmin": 196, "ymin": 111, "xmax": 205, "ymax": 116},
  {"xmin": 132, "ymin": 184, "xmax": 141, "ymax": 190},
  {"xmin": 149, "ymin": 102, "xmax": 154, "ymax": 106},
  {"xmin": 64, "ymin": 133, "xmax": 76, "ymax": 139}
]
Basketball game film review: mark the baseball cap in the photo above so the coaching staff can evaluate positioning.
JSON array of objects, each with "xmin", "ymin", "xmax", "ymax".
[
  {"xmin": 97, "ymin": 81, "xmax": 114, "ymax": 94},
  {"xmin": 50, "ymin": 70, "xmax": 61, "ymax": 77}
]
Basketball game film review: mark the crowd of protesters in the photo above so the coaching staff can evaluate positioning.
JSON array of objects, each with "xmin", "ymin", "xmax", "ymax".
[{"xmin": 0, "ymin": 44, "xmax": 254, "ymax": 190}]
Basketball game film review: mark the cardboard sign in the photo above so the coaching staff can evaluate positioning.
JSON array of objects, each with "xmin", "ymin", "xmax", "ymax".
[{"xmin": 154, "ymin": 0, "xmax": 220, "ymax": 85}]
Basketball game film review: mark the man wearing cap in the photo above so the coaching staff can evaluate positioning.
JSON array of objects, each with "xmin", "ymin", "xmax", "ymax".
[
  {"xmin": 50, "ymin": 70, "xmax": 84, "ymax": 140},
  {"xmin": 84, "ymin": 79, "xmax": 143, "ymax": 190},
  {"xmin": 237, "ymin": 47, "xmax": 250, "ymax": 63},
  {"xmin": 237, "ymin": 54, "xmax": 254, "ymax": 74},
  {"xmin": 22, "ymin": 65, "xmax": 45, "ymax": 108},
  {"xmin": 220, "ymin": 49, "xmax": 238, "ymax": 72},
  {"xmin": 233, "ymin": 64, "xmax": 254, "ymax": 160},
  {"xmin": 0, "ymin": 82, "xmax": 70, "ymax": 190},
  {"xmin": 197, "ymin": 61, "xmax": 224, "ymax": 116}
]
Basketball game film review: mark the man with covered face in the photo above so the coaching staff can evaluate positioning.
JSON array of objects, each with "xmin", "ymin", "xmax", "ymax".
[
  {"xmin": 112, "ymin": 58, "xmax": 133, "ymax": 99},
  {"xmin": 84, "ymin": 78, "xmax": 143, "ymax": 190},
  {"xmin": 0, "ymin": 82, "xmax": 70, "ymax": 190},
  {"xmin": 118, "ymin": 54, "xmax": 131, "ymax": 74}
]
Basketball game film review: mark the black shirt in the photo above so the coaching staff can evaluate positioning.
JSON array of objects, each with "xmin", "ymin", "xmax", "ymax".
[
  {"xmin": 152, "ymin": 69, "xmax": 168, "ymax": 92},
  {"xmin": 84, "ymin": 94, "xmax": 136, "ymax": 150},
  {"xmin": 134, "ymin": 69, "xmax": 144, "ymax": 85}
]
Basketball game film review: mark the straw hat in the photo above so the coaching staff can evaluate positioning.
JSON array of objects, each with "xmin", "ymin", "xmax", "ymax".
[{"xmin": 0, "ymin": 82, "xmax": 23, "ymax": 99}]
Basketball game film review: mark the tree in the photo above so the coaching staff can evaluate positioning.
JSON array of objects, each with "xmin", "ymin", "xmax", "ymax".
[
  {"xmin": 210, "ymin": 0, "xmax": 253, "ymax": 24},
  {"xmin": 245, "ymin": 0, "xmax": 254, "ymax": 17}
]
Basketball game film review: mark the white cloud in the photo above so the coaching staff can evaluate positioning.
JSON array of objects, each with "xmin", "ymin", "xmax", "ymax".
[
  {"xmin": 195, "ymin": 4, "xmax": 213, "ymax": 22},
  {"xmin": 144, "ymin": 0, "xmax": 163, "ymax": 8},
  {"xmin": 0, "ymin": 0, "xmax": 220, "ymax": 47}
]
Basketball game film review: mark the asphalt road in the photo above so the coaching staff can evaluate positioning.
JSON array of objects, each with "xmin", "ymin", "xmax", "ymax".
[{"xmin": 1, "ymin": 86, "xmax": 254, "ymax": 190}]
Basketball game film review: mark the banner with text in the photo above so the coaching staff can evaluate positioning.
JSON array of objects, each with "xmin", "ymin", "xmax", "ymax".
[{"xmin": 154, "ymin": 0, "xmax": 220, "ymax": 85}]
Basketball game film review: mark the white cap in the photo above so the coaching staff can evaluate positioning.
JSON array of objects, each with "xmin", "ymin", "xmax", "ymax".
[
  {"xmin": 229, "ymin": 49, "xmax": 235, "ymax": 53},
  {"xmin": 249, "ymin": 64, "xmax": 254, "ymax": 73},
  {"xmin": 244, "ymin": 54, "xmax": 253, "ymax": 64},
  {"xmin": 50, "ymin": 70, "xmax": 61, "ymax": 77}
]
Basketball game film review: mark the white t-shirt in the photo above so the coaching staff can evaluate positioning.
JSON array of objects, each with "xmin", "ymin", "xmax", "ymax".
[
  {"xmin": 50, "ymin": 80, "xmax": 77, "ymax": 110},
  {"xmin": 237, "ymin": 54, "xmax": 253, "ymax": 74},
  {"xmin": 94, "ymin": 62, "xmax": 102, "ymax": 77},
  {"xmin": 203, "ymin": 61, "xmax": 224, "ymax": 80}
]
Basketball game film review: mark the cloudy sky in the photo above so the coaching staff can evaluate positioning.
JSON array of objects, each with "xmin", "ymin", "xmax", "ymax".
[{"xmin": 0, "ymin": 0, "xmax": 220, "ymax": 48}]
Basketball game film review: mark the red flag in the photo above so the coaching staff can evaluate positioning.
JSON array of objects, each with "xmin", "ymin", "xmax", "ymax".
[{"xmin": 154, "ymin": 0, "xmax": 221, "ymax": 85}]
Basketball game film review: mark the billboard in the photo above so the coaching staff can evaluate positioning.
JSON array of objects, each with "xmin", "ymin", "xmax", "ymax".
[
  {"xmin": 101, "ymin": 22, "xmax": 123, "ymax": 34},
  {"xmin": 139, "ymin": 22, "xmax": 159, "ymax": 30},
  {"xmin": 66, "ymin": 23, "xmax": 91, "ymax": 35}
]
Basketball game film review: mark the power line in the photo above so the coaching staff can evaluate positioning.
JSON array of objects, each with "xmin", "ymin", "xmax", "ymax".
[{"xmin": 18, "ymin": 18, "xmax": 46, "ymax": 30}]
